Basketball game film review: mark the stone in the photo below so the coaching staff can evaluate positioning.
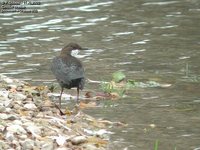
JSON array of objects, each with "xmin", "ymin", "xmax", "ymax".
[
  {"xmin": 40, "ymin": 141, "xmax": 55, "ymax": 150},
  {"xmin": 19, "ymin": 134, "xmax": 28, "ymax": 140},
  {"xmin": 53, "ymin": 135, "xmax": 67, "ymax": 146},
  {"xmin": 0, "ymin": 124, "xmax": 5, "ymax": 132},
  {"xmin": 7, "ymin": 124, "xmax": 27, "ymax": 134},
  {"xmin": 3, "ymin": 77, "xmax": 13, "ymax": 84},
  {"xmin": 82, "ymin": 144, "xmax": 100, "ymax": 150},
  {"xmin": 5, "ymin": 107, "xmax": 12, "ymax": 113},
  {"xmin": 0, "ymin": 141, "xmax": 9, "ymax": 150},
  {"xmin": 0, "ymin": 75, "xmax": 109, "ymax": 150},
  {"xmin": 0, "ymin": 90, "xmax": 9, "ymax": 98},
  {"xmin": 11, "ymin": 140, "xmax": 21, "ymax": 150},
  {"xmin": 56, "ymin": 148, "xmax": 71, "ymax": 150},
  {"xmin": 5, "ymin": 132, "xmax": 15, "ymax": 142},
  {"xmin": 26, "ymin": 125, "xmax": 41, "ymax": 138},
  {"xmin": 0, "ymin": 113, "xmax": 9, "ymax": 119},
  {"xmin": 8, "ymin": 92, "xmax": 26, "ymax": 101},
  {"xmin": 13, "ymin": 120, "xmax": 22, "ymax": 125},
  {"xmin": 13, "ymin": 103, "xmax": 21, "ymax": 110},
  {"xmin": 7, "ymin": 114, "xmax": 18, "ymax": 121},
  {"xmin": 24, "ymin": 103, "xmax": 37, "ymax": 110},
  {"xmin": 7, "ymin": 84, "xmax": 17, "ymax": 89},
  {"xmin": 0, "ymin": 106, "xmax": 6, "ymax": 113},
  {"xmin": 71, "ymin": 136, "xmax": 87, "ymax": 145},
  {"xmin": 21, "ymin": 139, "xmax": 35, "ymax": 150}
]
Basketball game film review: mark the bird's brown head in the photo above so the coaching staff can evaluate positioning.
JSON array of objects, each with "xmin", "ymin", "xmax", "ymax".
[{"xmin": 61, "ymin": 42, "xmax": 86, "ymax": 55}]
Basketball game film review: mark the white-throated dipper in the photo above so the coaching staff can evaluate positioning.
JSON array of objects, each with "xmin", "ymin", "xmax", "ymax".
[{"xmin": 51, "ymin": 42, "xmax": 86, "ymax": 108}]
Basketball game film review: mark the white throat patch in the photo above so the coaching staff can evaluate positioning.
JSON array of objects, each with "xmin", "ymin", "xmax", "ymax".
[{"xmin": 71, "ymin": 49, "xmax": 79, "ymax": 57}]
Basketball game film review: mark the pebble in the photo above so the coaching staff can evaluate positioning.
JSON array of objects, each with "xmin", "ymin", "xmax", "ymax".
[
  {"xmin": 5, "ymin": 107, "xmax": 12, "ymax": 113},
  {"xmin": 0, "ymin": 113, "xmax": 9, "ymax": 119},
  {"xmin": 0, "ymin": 125, "xmax": 5, "ymax": 132},
  {"xmin": 3, "ymin": 77, "xmax": 13, "ymax": 84},
  {"xmin": 12, "ymin": 140, "xmax": 21, "ymax": 150},
  {"xmin": 13, "ymin": 103, "xmax": 21, "ymax": 110},
  {"xmin": 21, "ymin": 139, "xmax": 35, "ymax": 150},
  {"xmin": 24, "ymin": 103, "xmax": 37, "ymax": 110},
  {"xmin": 40, "ymin": 141, "xmax": 55, "ymax": 150},
  {"xmin": 0, "ymin": 90, "xmax": 9, "ymax": 98},
  {"xmin": 8, "ymin": 92, "xmax": 26, "ymax": 101},
  {"xmin": 19, "ymin": 134, "xmax": 28, "ymax": 140},
  {"xmin": 13, "ymin": 120, "xmax": 22, "ymax": 125},
  {"xmin": 26, "ymin": 125, "xmax": 41, "ymax": 138},
  {"xmin": 70, "ymin": 136, "xmax": 87, "ymax": 145},
  {"xmin": 7, "ymin": 84, "xmax": 17, "ymax": 89},
  {"xmin": 7, "ymin": 124, "xmax": 27, "ymax": 134},
  {"xmin": 54, "ymin": 135, "xmax": 67, "ymax": 146},
  {"xmin": 0, "ymin": 75, "xmax": 109, "ymax": 150},
  {"xmin": 0, "ymin": 114, "xmax": 17, "ymax": 121},
  {"xmin": 56, "ymin": 148, "xmax": 71, "ymax": 150},
  {"xmin": 7, "ymin": 114, "xmax": 18, "ymax": 121},
  {"xmin": 83, "ymin": 144, "xmax": 103, "ymax": 150},
  {"xmin": 0, "ymin": 141, "xmax": 9, "ymax": 150},
  {"xmin": 0, "ymin": 106, "xmax": 6, "ymax": 113},
  {"xmin": 5, "ymin": 132, "xmax": 15, "ymax": 142}
]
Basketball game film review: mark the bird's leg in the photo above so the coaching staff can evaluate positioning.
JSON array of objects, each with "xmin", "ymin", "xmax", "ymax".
[
  {"xmin": 59, "ymin": 87, "xmax": 64, "ymax": 108},
  {"xmin": 77, "ymin": 87, "xmax": 79, "ymax": 103},
  {"xmin": 54, "ymin": 104, "xmax": 65, "ymax": 116},
  {"xmin": 52, "ymin": 87, "xmax": 65, "ymax": 116}
]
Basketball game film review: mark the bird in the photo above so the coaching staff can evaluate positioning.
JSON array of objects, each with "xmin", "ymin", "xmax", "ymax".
[{"xmin": 51, "ymin": 42, "xmax": 86, "ymax": 108}]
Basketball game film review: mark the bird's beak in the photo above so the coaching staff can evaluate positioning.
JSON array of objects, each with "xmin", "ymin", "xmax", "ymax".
[{"xmin": 80, "ymin": 47, "xmax": 89, "ymax": 50}]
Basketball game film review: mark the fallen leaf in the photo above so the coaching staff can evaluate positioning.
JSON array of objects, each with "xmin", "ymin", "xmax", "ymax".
[
  {"xmin": 79, "ymin": 101, "xmax": 97, "ymax": 109},
  {"xmin": 85, "ymin": 91, "xmax": 94, "ymax": 98},
  {"xmin": 43, "ymin": 99, "xmax": 53, "ymax": 107},
  {"xmin": 87, "ymin": 137, "xmax": 108, "ymax": 145},
  {"xmin": 110, "ymin": 92, "xmax": 120, "ymax": 99},
  {"xmin": 9, "ymin": 88, "xmax": 17, "ymax": 93},
  {"xmin": 18, "ymin": 110, "xmax": 29, "ymax": 116}
]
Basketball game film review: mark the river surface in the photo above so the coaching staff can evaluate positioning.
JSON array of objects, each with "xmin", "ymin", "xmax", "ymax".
[{"xmin": 0, "ymin": 0, "xmax": 200, "ymax": 149}]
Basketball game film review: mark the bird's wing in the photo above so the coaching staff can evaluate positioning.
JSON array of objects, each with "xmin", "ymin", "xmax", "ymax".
[{"xmin": 51, "ymin": 56, "xmax": 84, "ymax": 84}]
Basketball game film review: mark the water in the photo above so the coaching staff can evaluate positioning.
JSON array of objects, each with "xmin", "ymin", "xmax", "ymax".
[{"xmin": 0, "ymin": 0, "xmax": 200, "ymax": 149}]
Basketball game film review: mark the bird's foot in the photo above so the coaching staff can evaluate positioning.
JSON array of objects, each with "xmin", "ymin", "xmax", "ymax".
[{"xmin": 54, "ymin": 103, "xmax": 65, "ymax": 115}]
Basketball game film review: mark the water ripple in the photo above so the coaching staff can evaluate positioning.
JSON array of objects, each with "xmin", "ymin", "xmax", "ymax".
[
  {"xmin": 38, "ymin": 37, "xmax": 60, "ymax": 41},
  {"xmin": 3, "ymin": 68, "xmax": 34, "ymax": 75},
  {"xmin": 161, "ymin": 34, "xmax": 177, "ymax": 37},
  {"xmin": 25, "ymin": 63, "xmax": 41, "ymax": 67},
  {"xmin": 114, "ymin": 62, "xmax": 132, "ymax": 65},
  {"xmin": 1, "ymin": 62, "xmax": 16, "ymax": 66},
  {"xmin": 0, "ymin": 51, "xmax": 13, "ymax": 56},
  {"xmin": 142, "ymin": 1, "xmax": 179, "ymax": 6},
  {"xmin": 153, "ymin": 25, "xmax": 178, "ymax": 29},
  {"xmin": 59, "ymin": 1, "xmax": 113, "ymax": 12},
  {"xmin": 132, "ymin": 39, "xmax": 150, "ymax": 45},
  {"xmin": 43, "ymin": 19, "xmax": 63, "ymax": 25},
  {"xmin": 42, "ymin": 0, "xmax": 81, "ymax": 7},
  {"xmin": 130, "ymin": 22, "xmax": 148, "ymax": 26},
  {"xmin": 87, "ymin": 17, "xmax": 108, "ymax": 23},
  {"xmin": 7, "ymin": 36, "xmax": 36, "ymax": 42},
  {"xmin": 0, "ymin": 17, "xmax": 13, "ymax": 20},
  {"xmin": 113, "ymin": 32, "xmax": 134, "ymax": 36},
  {"xmin": 17, "ymin": 54, "xmax": 32, "ymax": 58},
  {"xmin": 13, "ymin": 15, "xmax": 34, "ymax": 18},
  {"xmin": 15, "ymin": 24, "xmax": 48, "ymax": 32}
]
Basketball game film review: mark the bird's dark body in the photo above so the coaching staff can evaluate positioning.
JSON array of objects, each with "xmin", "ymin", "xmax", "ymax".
[
  {"xmin": 51, "ymin": 56, "xmax": 85, "ymax": 90},
  {"xmin": 51, "ymin": 43, "xmax": 86, "ymax": 108}
]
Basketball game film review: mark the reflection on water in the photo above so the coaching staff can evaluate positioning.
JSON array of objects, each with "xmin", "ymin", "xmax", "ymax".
[{"xmin": 0, "ymin": 0, "xmax": 200, "ymax": 149}]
